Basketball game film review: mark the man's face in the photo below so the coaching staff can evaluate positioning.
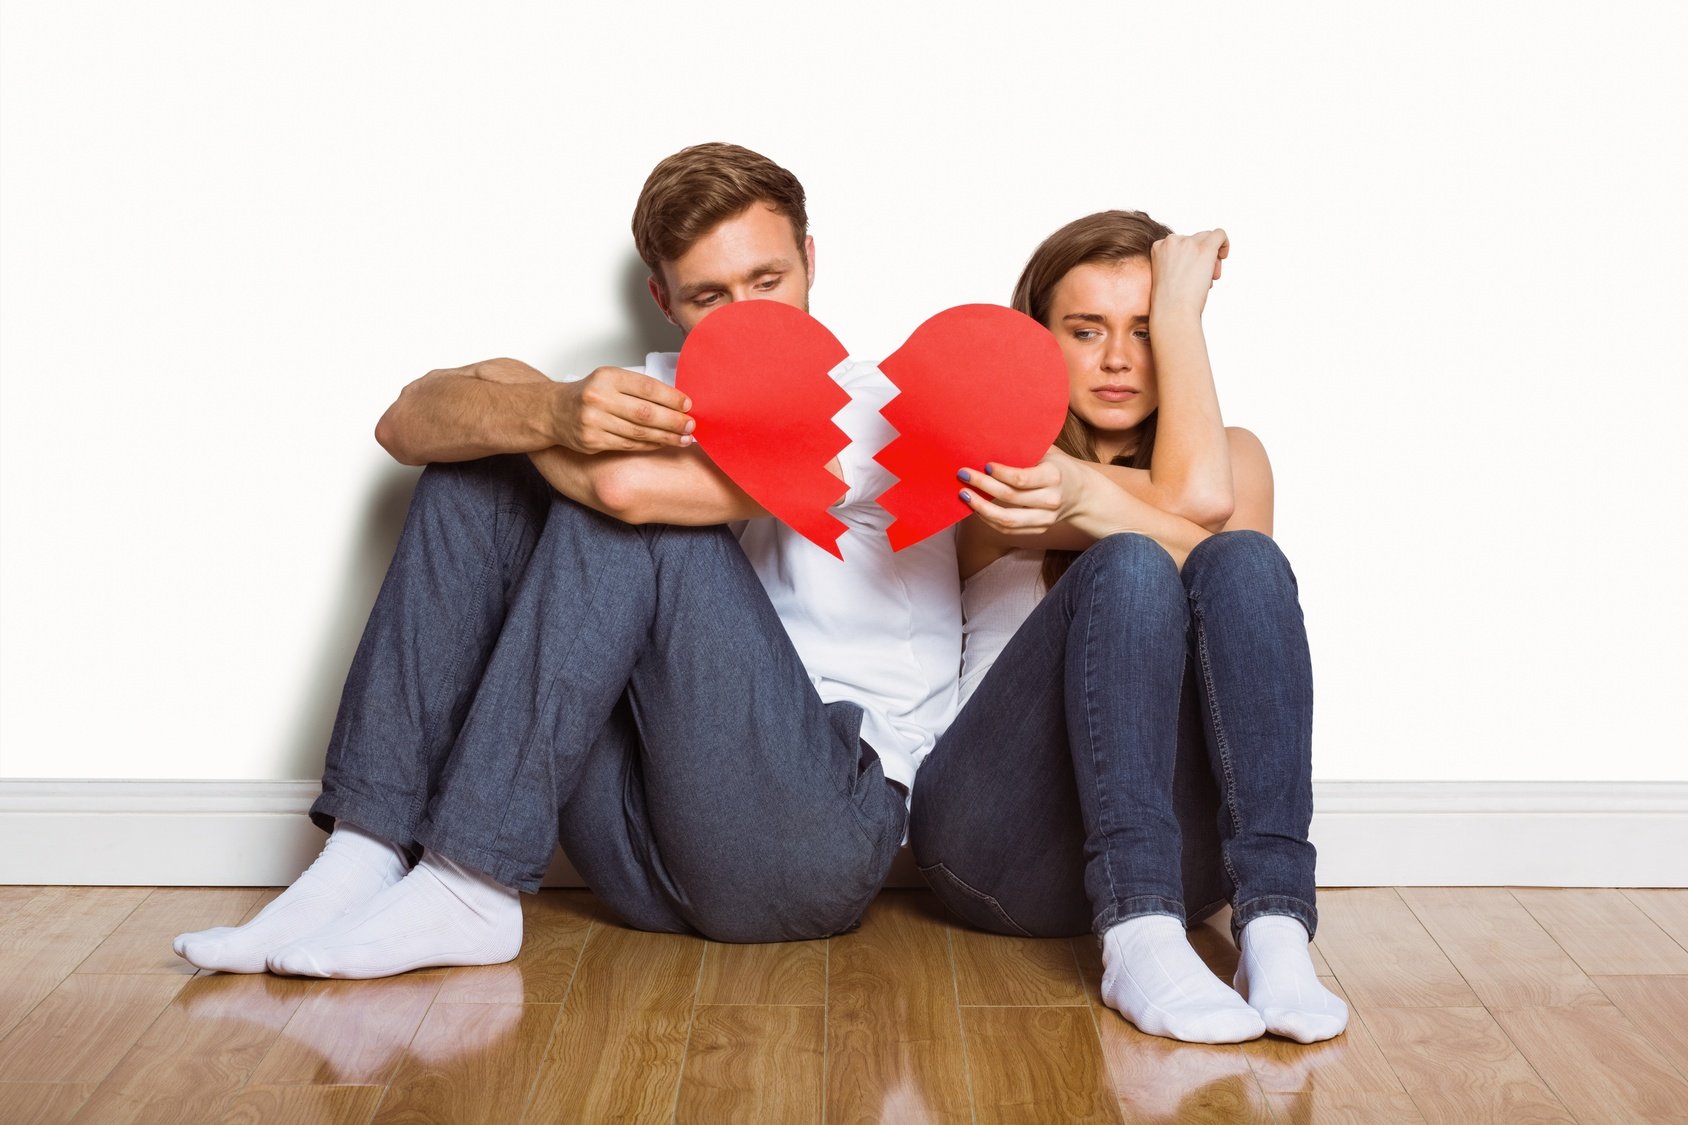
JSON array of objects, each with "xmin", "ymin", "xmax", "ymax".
[{"xmin": 649, "ymin": 202, "xmax": 815, "ymax": 335}]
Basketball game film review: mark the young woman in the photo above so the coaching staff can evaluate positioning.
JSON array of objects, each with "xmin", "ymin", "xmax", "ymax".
[{"xmin": 909, "ymin": 211, "xmax": 1347, "ymax": 1044}]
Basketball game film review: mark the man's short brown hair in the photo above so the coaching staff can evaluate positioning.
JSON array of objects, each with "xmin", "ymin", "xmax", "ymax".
[{"xmin": 631, "ymin": 142, "xmax": 808, "ymax": 281}]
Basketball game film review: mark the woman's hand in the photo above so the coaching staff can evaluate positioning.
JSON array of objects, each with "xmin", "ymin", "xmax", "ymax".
[
  {"xmin": 957, "ymin": 448, "xmax": 1095, "ymax": 537},
  {"xmin": 1149, "ymin": 229, "xmax": 1229, "ymax": 319}
]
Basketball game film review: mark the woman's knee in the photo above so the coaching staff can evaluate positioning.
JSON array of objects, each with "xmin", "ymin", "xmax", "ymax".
[
  {"xmin": 1077, "ymin": 531, "xmax": 1182, "ymax": 589},
  {"xmin": 1184, "ymin": 529, "xmax": 1296, "ymax": 592}
]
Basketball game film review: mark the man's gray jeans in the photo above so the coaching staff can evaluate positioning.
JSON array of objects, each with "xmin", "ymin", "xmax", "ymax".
[{"xmin": 310, "ymin": 454, "xmax": 906, "ymax": 942}]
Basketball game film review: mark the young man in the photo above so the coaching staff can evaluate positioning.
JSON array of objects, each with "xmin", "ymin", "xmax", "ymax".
[{"xmin": 173, "ymin": 143, "xmax": 961, "ymax": 977}]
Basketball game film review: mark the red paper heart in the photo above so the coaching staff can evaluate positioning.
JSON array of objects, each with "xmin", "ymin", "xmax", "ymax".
[
  {"xmin": 876, "ymin": 305, "xmax": 1070, "ymax": 550},
  {"xmin": 676, "ymin": 301, "xmax": 1069, "ymax": 555},
  {"xmin": 676, "ymin": 300, "xmax": 852, "ymax": 557}
]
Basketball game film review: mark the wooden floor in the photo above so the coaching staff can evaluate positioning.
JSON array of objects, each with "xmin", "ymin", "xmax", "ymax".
[{"xmin": 0, "ymin": 887, "xmax": 1684, "ymax": 1123}]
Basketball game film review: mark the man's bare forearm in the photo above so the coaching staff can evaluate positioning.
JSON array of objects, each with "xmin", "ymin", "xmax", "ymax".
[{"xmin": 376, "ymin": 370, "xmax": 564, "ymax": 466}]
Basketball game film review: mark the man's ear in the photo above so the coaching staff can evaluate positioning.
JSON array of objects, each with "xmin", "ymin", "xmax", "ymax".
[
  {"xmin": 647, "ymin": 274, "xmax": 678, "ymax": 327},
  {"xmin": 803, "ymin": 235, "xmax": 817, "ymax": 290}
]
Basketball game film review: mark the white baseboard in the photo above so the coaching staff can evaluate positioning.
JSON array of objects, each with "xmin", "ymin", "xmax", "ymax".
[{"xmin": 1, "ymin": 779, "xmax": 1684, "ymax": 888}]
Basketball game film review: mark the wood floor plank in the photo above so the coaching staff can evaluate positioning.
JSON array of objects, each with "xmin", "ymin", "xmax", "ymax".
[
  {"xmin": 697, "ymin": 938, "xmax": 826, "ymax": 1006},
  {"xmin": 1623, "ymin": 889, "xmax": 1688, "ymax": 948},
  {"xmin": 1072, "ymin": 933, "xmax": 1274, "ymax": 1123},
  {"xmin": 0, "ymin": 885, "xmax": 46, "ymax": 914},
  {"xmin": 0, "ymin": 887, "xmax": 151, "ymax": 1040},
  {"xmin": 523, "ymin": 926, "xmax": 702, "ymax": 1123},
  {"xmin": 951, "ymin": 927, "xmax": 1086, "ymax": 1006},
  {"xmin": 76, "ymin": 887, "xmax": 262, "ymax": 976},
  {"xmin": 825, "ymin": 891, "xmax": 973, "ymax": 1124},
  {"xmin": 674, "ymin": 1005, "xmax": 824, "ymax": 1123},
  {"xmin": 1308, "ymin": 888, "xmax": 1480, "ymax": 1008},
  {"xmin": 248, "ymin": 972, "xmax": 445, "ymax": 1086},
  {"xmin": 1490, "ymin": 1003, "xmax": 1688, "ymax": 1123},
  {"xmin": 1241, "ymin": 976, "xmax": 1412, "ymax": 1105},
  {"xmin": 433, "ymin": 889, "xmax": 593, "ymax": 1004},
  {"xmin": 1589, "ymin": 975, "xmax": 1688, "ymax": 1077},
  {"xmin": 220, "ymin": 1084, "xmax": 384, "ymax": 1124},
  {"xmin": 1360, "ymin": 1006, "xmax": 1574, "ymax": 1123},
  {"xmin": 0, "ymin": 1082, "xmax": 98, "ymax": 1125},
  {"xmin": 1399, "ymin": 887, "xmax": 1608, "ymax": 1008},
  {"xmin": 1264, "ymin": 1090, "xmax": 1427, "ymax": 1123},
  {"xmin": 0, "ymin": 974, "xmax": 187, "ymax": 1083},
  {"xmin": 1512, "ymin": 888, "xmax": 1688, "ymax": 975},
  {"xmin": 70, "ymin": 971, "xmax": 314, "ymax": 1123},
  {"xmin": 962, "ymin": 1006, "xmax": 1121, "ymax": 1123},
  {"xmin": 371, "ymin": 1001, "xmax": 560, "ymax": 1125}
]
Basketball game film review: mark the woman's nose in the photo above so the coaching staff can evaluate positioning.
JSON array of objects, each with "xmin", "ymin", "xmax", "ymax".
[{"xmin": 1102, "ymin": 343, "xmax": 1132, "ymax": 372}]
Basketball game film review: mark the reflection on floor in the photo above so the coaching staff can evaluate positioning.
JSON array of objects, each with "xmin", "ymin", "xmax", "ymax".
[{"xmin": 0, "ymin": 885, "xmax": 1684, "ymax": 1122}]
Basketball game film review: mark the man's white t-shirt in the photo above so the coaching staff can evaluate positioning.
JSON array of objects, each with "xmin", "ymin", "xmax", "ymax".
[{"xmin": 586, "ymin": 351, "xmax": 962, "ymax": 791}]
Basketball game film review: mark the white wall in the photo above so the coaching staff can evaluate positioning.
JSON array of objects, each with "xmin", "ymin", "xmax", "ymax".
[{"xmin": 3, "ymin": 1, "xmax": 1684, "ymax": 784}]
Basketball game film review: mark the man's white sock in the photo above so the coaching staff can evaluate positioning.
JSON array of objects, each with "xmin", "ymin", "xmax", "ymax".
[
  {"xmin": 1233, "ymin": 915, "xmax": 1349, "ymax": 1043},
  {"xmin": 173, "ymin": 821, "xmax": 409, "ymax": 973},
  {"xmin": 266, "ymin": 851, "xmax": 521, "ymax": 979},
  {"xmin": 1100, "ymin": 914, "xmax": 1266, "ymax": 1043}
]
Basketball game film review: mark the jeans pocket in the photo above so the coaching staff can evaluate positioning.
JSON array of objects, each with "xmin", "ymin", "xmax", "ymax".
[{"xmin": 918, "ymin": 862, "xmax": 1035, "ymax": 938}]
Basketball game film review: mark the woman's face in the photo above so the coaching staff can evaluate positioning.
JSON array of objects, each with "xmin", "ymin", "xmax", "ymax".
[{"xmin": 1046, "ymin": 257, "xmax": 1156, "ymax": 462}]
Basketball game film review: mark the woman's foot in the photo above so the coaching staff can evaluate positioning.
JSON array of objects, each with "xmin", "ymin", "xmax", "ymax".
[
  {"xmin": 1100, "ymin": 914, "xmax": 1265, "ymax": 1043},
  {"xmin": 267, "ymin": 851, "xmax": 521, "ymax": 979},
  {"xmin": 173, "ymin": 822, "xmax": 409, "ymax": 973},
  {"xmin": 1233, "ymin": 915, "xmax": 1348, "ymax": 1042}
]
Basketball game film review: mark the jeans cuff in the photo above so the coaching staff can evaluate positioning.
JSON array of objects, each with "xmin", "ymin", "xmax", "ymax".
[
  {"xmin": 308, "ymin": 792, "xmax": 422, "ymax": 863},
  {"xmin": 412, "ymin": 822, "xmax": 541, "ymax": 893},
  {"xmin": 1093, "ymin": 894, "xmax": 1187, "ymax": 937},
  {"xmin": 1231, "ymin": 894, "xmax": 1319, "ymax": 943}
]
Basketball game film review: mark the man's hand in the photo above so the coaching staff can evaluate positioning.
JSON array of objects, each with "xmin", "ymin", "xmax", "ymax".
[
  {"xmin": 551, "ymin": 366, "xmax": 695, "ymax": 454},
  {"xmin": 1148, "ymin": 229, "xmax": 1229, "ymax": 319}
]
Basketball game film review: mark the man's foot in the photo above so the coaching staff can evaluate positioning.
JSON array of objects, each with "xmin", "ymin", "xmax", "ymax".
[
  {"xmin": 1234, "ymin": 915, "xmax": 1348, "ymax": 1042},
  {"xmin": 267, "ymin": 852, "xmax": 521, "ymax": 979},
  {"xmin": 1100, "ymin": 914, "xmax": 1266, "ymax": 1043},
  {"xmin": 173, "ymin": 822, "xmax": 409, "ymax": 973}
]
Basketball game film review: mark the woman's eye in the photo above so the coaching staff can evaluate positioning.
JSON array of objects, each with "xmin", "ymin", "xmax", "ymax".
[
  {"xmin": 1073, "ymin": 329, "xmax": 1100, "ymax": 340},
  {"xmin": 1133, "ymin": 329, "xmax": 1151, "ymax": 341}
]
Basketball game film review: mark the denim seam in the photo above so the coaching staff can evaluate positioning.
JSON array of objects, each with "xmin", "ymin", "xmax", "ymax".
[
  {"xmin": 918, "ymin": 862, "xmax": 1036, "ymax": 938},
  {"xmin": 1191, "ymin": 598, "xmax": 1247, "ymax": 903},
  {"xmin": 1230, "ymin": 894, "xmax": 1319, "ymax": 943},
  {"xmin": 1076, "ymin": 555, "xmax": 1123, "ymax": 913},
  {"xmin": 1093, "ymin": 894, "xmax": 1186, "ymax": 936}
]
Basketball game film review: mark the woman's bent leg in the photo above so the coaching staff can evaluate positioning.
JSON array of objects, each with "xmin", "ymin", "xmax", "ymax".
[
  {"xmin": 1180, "ymin": 530, "xmax": 1318, "ymax": 942},
  {"xmin": 1182, "ymin": 530, "xmax": 1345, "ymax": 1041}
]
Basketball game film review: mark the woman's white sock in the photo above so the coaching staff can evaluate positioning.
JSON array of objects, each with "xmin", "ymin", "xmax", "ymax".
[
  {"xmin": 266, "ymin": 851, "xmax": 521, "ymax": 979},
  {"xmin": 1233, "ymin": 915, "xmax": 1349, "ymax": 1042},
  {"xmin": 173, "ymin": 821, "xmax": 409, "ymax": 973},
  {"xmin": 1100, "ymin": 914, "xmax": 1266, "ymax": 1043}
]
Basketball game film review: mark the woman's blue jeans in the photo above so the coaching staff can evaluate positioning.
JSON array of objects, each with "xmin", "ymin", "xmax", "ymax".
[{"xmin": 909, "ymin": 531, "xmax": 1318, "ymax": 945}]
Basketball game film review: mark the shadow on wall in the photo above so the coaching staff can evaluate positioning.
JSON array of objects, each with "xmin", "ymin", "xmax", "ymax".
[{"xmin": 277, "ymin": 253, "xmax": 678, "ymax": 778}]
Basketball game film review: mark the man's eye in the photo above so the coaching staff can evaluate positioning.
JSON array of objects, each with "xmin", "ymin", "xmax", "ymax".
[
  {"xmin": 694, "ymin": 294, "xmax": 721, "ymax": 307},
  {"xmin": 755, "ymin": 276, "xmax": 781, "ymax": 290},
  {"xmin": 1133, "ymin": 329, "xmax": 1151, "ymax": 341}
]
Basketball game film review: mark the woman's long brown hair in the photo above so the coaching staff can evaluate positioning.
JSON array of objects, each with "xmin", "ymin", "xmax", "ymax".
[{"xmin": 1009, "ymin": 210, "xmax": 1173, "ymax": 591}]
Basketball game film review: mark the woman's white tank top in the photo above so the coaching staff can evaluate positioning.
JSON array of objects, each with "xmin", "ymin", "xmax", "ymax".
[{"xmin": 958, "ymin": 548, "xmax": 1047, "ymax": 709}]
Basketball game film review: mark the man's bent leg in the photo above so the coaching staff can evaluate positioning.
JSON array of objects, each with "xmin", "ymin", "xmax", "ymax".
[
  {"xmin": 551, "ymin": 523, "xmax": 904, "ymax": 942},
  {"xmin": 311, "ymin": 454, "xmax": 554, "ymax": 849}
]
